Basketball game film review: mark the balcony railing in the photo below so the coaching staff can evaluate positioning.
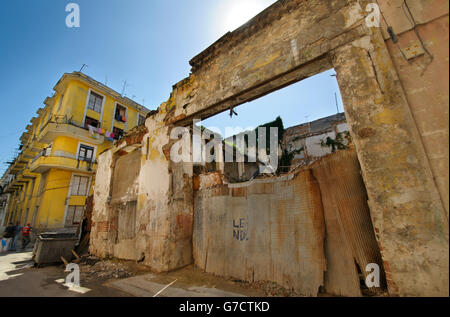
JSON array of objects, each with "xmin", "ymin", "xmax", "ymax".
[
  {"xmin": 44, "ymin": 114, "xmax": 123, "ymax": 140},
  {"xmin": 30, "ymin": 152, "xmax": 98, "ymax": 173},
  {"xmin": 49, "ymin": 115, "xmax": 92, "ymax": 131}
]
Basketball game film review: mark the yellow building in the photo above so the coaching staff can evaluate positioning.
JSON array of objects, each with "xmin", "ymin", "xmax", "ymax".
[{"xmin": 0, "ymin": 71, "xmax": 150, "ymax": 230}]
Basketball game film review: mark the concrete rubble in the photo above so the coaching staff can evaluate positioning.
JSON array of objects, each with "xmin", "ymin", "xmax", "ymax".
[{"xmin": 79, "ymin": 256, "xmax": 135, "ymax": 281}]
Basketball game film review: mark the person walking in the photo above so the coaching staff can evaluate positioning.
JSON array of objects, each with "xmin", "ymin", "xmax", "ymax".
[
  {"xmin": 21, "ymin": 223, "xmax": 32, "ymax": 251},
  {"xmin": 11, "ymin": 222, "xmax": 22, "ymax": 252},
  {"xmin": 2, "ymin": 222, "xmax": 16, "ymax": 252},
  {"xmin": 0, "ymin": 238, "xmax": 6, "ymax": 253}
]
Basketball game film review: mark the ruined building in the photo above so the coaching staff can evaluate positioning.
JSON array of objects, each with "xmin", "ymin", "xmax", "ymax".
[{"xmin": 89, "ymin": 0, "xmax": 449, "ymax": 297}]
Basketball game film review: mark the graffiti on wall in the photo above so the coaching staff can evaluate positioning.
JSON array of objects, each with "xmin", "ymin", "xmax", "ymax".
[{"xmin": 233, "ymin": 218, "xmax": 249, "ymax": 242}]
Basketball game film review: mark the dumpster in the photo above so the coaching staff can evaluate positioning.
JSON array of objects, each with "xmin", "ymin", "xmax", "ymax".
[{"xmin": 32, "ymin": 232, "xmax": 78, "ymax": 266}]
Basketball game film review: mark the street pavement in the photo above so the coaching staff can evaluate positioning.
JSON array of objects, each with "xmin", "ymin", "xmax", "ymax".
[
  {"xmin": 0, "ymin": 251, "xmax": 129, "ymax": 297},
  {"xmin": 0, "ymin": 251, "xmax": 261, "ymax": 297}
]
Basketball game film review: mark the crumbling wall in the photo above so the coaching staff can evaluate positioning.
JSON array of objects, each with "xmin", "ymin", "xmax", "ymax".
[
  {"xmin": 90, "ymin": 0, "xmax": 448, "ymax": 296},
  {"xmin": 333, "ymin": 32, "xmax": 448, "ymax": 296},
  {"xmin": 91, "ymin": 113, "xmax": 194, "ymax": 272},
  {"xmin": 379, "ymin": 0, "xmax": 449, "ymax": 217},
  {"xmin": 90, "ymin": 150, "xmax": 114, "ymax": 258},
  {"xmin": 165, "ymin": 0, "xmax": 367, "ymax": 124}
]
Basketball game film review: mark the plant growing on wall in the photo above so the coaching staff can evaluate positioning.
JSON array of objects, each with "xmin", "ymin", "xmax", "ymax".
[
  {"xmin": 243, "ymin": 116, "xmax": 285, "ymax": 148},
  {"xmin": 320, "ymin": 132, "xmax": 351, "ymax": 152},
  {"xmin": 251, "ymin": 116, "xmax": 287, "ymax": 174},
  {"xmin": 231, "ymin": 116, "xmax": 294, "ymax": 174},
  {"xmin": 279, "ymin": 147, "xmax": 304, "ymax": 173}
]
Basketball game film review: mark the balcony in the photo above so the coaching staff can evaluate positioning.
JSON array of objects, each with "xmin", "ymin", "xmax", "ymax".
[
  {"xmin": 23, "ymin": 138, "xmax": 46, "ymax": 156},
  {"xmin": 30, "ymin": 152, "xmax": 97, "ymax": 174},
  {"xmin": 37, "ymin": 115, "xmax": 106, "ymax": 145}
]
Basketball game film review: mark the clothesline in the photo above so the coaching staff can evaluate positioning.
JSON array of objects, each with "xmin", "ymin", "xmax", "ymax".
[{"xmin": 88, "ymin": 125, "xmax": 115, "ymax": 141}]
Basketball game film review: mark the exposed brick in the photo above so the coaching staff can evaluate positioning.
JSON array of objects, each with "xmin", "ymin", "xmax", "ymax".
[{"xmin": 97, "ymin": 221, "xmax": 109, "ymax": 233}]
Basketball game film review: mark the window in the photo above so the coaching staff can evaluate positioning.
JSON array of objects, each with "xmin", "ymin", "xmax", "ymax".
[
  {"xmin": 87, "ymin": 91, "xmax": 103, "ymax": 113},
  {"xmin": 70, "ymin": 175, "xmax": 89, "ymax": 196},
  {"xmin": 65, "ymin": 205, "xmax": 84, "ymax": 227},
  {"xmin": 138, "ymin": 114, "xmax": 146, "ymax": 126},
  {"xmin": 78, "ymin": 144, "xmax": 94, "ymax": 162},
  {"xmin": 84, "ymin": 116, "xmax": 99, "ymax": 129},
  {"xmin": 115, "ymin": 104, "xmax": 127, "ymax": 122},
  {"xmin": 112, "ymin": 127, "xmax": 124, "ymax": 140}
]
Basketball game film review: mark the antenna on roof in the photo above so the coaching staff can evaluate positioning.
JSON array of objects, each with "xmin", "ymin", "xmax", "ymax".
[
  {"xmin": 79, "ymin": 64, "xmax": 88, "ymax": 72},
  {"xmin": 330, "ymin": 73, "xmax": 340, "ymax": 114},
  {"xmin": 335, "ymin": 92, "xmax": 340, "ymax": 114},
  {"xmin": 121, "ymin": 80, "xmax": 128, "ymax": 97}
]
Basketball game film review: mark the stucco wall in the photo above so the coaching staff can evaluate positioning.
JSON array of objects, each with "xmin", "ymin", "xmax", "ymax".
[{"xmin": 384, "ymin": 11, "xmax": 449, "ymax": 217}]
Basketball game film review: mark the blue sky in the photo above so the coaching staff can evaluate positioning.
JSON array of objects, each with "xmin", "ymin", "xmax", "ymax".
[{"xmin": 0, "ymin": 0, "xmax": 343, "ymax": 175}]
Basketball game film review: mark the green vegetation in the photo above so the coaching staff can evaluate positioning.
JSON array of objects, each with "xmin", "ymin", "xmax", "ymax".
[{"xmin": 320, "ymin": 131, "xmax": 351, "ymax": 152}]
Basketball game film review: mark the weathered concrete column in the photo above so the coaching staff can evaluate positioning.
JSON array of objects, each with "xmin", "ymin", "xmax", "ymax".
[
  {"xmin": 332, "ymin": 31, "xmax": 449, "ymax": 296},
  {"xmin": 136, "ymin": 116, "xmax": 194, "ymax": 272},
  {"xmin": 90, "ymin": 150, "xmax": 115, "ymax": 258}
]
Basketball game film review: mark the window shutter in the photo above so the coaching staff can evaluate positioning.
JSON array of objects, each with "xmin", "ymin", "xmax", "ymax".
[
  {"xmin": 78, "ymin": 176, "xmax": 89, "ymax": 196},
  {"xmin": 73, "ymin": 206, "xmax": 84, "ymax": 224},
  {"xmin": 71, "ymin": 176, "xmax": 80, "ymax": 196},
  {"xmin": 65, "ymin": 206, "xmax": 75, "ymax": 226}
]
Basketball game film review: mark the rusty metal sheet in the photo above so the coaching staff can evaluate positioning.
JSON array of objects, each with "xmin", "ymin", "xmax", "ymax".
[
  {"xmin": 193, "ymin": 169, "xmax": 326, "ymax": 296},
  {"xmin": 312, "ymin": 149, "xmax": 387, "ymax": 295},
  {"xmin": 193, "ymin": 148, "xmax": 385, "ymax": 296}
]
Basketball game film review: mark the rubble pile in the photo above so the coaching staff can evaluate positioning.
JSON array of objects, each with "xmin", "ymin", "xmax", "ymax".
[
  {"xmin": 231, "ymin": 278, "xmax": 298, "ymax": 297},
  {"xmin": 79, "ymin": 256, "xmax": 135, "ymax": 281},
  {"xmin": 253, "ymin": 281, "xmax": 299, "ymax": 297}
]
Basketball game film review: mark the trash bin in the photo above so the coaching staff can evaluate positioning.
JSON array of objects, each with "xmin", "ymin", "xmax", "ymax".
[{"xmin": 32, "ymin": 232, "xmax": 78, "ymax": 266}]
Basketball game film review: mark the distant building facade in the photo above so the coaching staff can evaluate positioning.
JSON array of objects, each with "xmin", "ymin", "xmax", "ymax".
[{"xmin": 282, "ymin": 112, "xmax": 350, "ymax": 168}]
